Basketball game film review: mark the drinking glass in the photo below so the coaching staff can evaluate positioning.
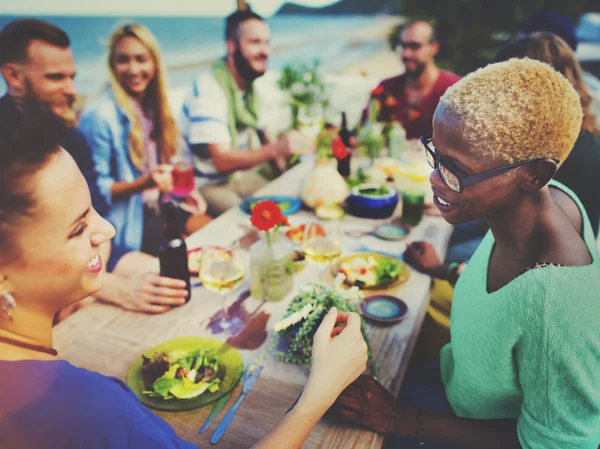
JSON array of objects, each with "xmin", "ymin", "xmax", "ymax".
[
  {"xmin": 170, "ymin": 155, "xmax": 195, "ymax": 198},
  {"xmin": 396, "ymin": 162, "xmax": 429, "ymax": 226},
  {"xmin": 302, "ymin": 220, "xmax": 343, "ymax": 278},
  {"xmin": 200, "ymin": 243, "xmax": 245, "ymax": 334},
  {"xmin": 297, "ymin": 103, "xmax": 324, "ymax": 141}
]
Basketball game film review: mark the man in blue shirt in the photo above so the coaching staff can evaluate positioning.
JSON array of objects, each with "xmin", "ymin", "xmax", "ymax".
[{"xmin": 0, "ymin": 19, "xmax": 190, "ymax": 316}]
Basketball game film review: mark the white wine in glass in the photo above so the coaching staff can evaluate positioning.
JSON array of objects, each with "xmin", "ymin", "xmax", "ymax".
[
  {"xmin": 201, "ymin": 259, "xmax": 245, "ymax": 294},
  {"xmin": 199, "ymin": 245, "xmax": 245, "ymax": 333},
  {"xmin": 303, "ymin": 221, "xmax": 342, "ymax": 265}
]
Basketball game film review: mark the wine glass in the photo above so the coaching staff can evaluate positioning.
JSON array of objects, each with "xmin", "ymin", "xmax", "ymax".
[
  {"xmin": 302, "ymin": 220, "xmax": 343, "ymax": 278},
  {"xmin": 200, "ymin": 243, "xmax": 246, "ymax": 334}
]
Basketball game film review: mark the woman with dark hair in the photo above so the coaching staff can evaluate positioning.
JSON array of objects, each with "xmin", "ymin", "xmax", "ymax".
[
  {"xmin": 0, "ymin": 99, "xmax": 368, "ymax": 449},
  {"xmin": 336, "ymin": 59, "xmax": 600, "ymax": 448}
]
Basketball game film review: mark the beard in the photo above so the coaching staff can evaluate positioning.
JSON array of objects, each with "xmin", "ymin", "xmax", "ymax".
[
  {"xmin": 233, "ymin": 43, "xmax": 267, "ymax": 83},
  {"xmin": 24, "ymin": 77, "xmax": 77, "ymax": 127},
  {"xmin": 402, "ymin": 59, "xmax": 426, "ymax": 79}
]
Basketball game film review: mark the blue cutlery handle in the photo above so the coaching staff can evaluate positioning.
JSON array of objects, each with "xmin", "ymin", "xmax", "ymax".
[
  {"xmin": 200, "ymin": 392, "xmax": 231, "ymax": 434},
  {"xmin": 210, "ymin": 393, "xmax": 245, "ymax": 444}
]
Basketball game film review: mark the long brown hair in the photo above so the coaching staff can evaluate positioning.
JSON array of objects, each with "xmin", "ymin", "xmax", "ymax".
[
  {"xmin": 107, "ymin": 23, "xmax": 178, "ymax": 170},
  {"xmin": 494, "ymin": 32, "xmax": 598, "ymax": 135}
]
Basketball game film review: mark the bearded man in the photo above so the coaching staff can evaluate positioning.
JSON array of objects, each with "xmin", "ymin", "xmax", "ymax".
[{"xmin": 181, "ymin": 9, "xmax": 315, "ymax": 217}]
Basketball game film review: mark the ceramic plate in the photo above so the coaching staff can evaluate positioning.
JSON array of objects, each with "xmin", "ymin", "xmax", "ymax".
[
  {"xmin": 361, "ymin": 295, "xmax": 408, "ymax": 323},
  {"xmin": 374, "ymin": 224, "xmax": 410, "ymax": 241},
  {"xmin": 240, "ymin": 196, "xmax": 302, "ymax": 215},
  {"xmin": 338, "ymin": 252, "xmax": 410, "ymax": 290},
  {"xmin": 284, "ymin": 223, "xmax": 325, "ymax": 244},
  {"xmin": 126, "ymin": 336, "xmax": 243, "ymax": 412}
]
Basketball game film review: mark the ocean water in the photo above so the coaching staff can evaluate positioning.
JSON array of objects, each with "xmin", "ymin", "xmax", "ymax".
[{"xmin": 0, "ymin": 15, "xmax": 386, "ymax": 94}]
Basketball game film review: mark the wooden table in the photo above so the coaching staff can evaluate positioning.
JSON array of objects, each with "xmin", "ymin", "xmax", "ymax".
[{"xmin": 54, "ymin": 159, "xmax": 452, "ymax": 448}]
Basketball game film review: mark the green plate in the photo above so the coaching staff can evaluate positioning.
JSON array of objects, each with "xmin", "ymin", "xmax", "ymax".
[{"xmin": 126, "ymin": 336, "xmax": 243, "ymax": 411}]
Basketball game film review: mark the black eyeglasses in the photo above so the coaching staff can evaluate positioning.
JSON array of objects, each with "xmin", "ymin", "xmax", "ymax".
[
  {"xmin": 420, "ymin": 135, "xmax": 556, "ymax": 194},
  {"xmin": 397, "ymin": 41, "xmax": 424, "ymax": 51}
]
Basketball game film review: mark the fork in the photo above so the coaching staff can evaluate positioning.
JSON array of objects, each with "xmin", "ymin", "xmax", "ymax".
[{"xmin": 198, "ymin": 357, "xmax": 263, "ymax": 434}]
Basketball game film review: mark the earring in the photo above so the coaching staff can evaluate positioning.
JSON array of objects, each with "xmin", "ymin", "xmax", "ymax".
[
  {"xmin": 0, "ymin": 291, "xmax": 16, "ymax": 321},
  {"xmin": 0, "ymin": 274, "xmax": 16, "ymax": 321}
]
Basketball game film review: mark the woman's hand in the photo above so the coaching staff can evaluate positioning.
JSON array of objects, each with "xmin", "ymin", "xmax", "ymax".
[
  {"xmin": 335, "ymin": 374, "xmax": 412, "ymax": 435},
  {"xmin": 297, "ymin": 308, "xmax": 368, "ymax": 414},
  {"xmin": 179, "ymin": 189, "xmax": 208, "ymax": 216},
  {"xmin": 404, "ymin": 242, "xmax": 447, "ymax": 278},
  {"xmin": 114, "ymin": 272, "xmax": 188, "ymax": 313},
  {"xmin": 150, "ymin": 165, "xmax": 174, "ymax": 193}
]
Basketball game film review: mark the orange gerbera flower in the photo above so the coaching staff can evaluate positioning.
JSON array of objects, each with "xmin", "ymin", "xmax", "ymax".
[{"xmin": 250, "ymin": 200, "xmax": 287, "ymax": 232}]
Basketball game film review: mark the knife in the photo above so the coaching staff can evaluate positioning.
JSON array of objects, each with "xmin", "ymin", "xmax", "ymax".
[
  {"xmin": 210, "ymin": 366, "xmax": 263, "ymax": 444},
  {"xmin": 199, "ymin": 392, "xmax": 232, "ymax": 434}
]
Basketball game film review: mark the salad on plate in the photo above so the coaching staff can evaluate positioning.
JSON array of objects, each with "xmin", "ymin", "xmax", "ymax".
[{"xmin": 142, "ymin": 349, "xmax": 221, "ymax": 400}]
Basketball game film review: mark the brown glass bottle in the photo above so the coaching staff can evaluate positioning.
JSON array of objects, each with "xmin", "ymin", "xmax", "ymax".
[
  {"xmin": 337, "ymin": 112, "xmax": 352, "ymax": 177},
  {"xmin": 159, "ymin": 202, "xmax": 191, "ymax": 302}
]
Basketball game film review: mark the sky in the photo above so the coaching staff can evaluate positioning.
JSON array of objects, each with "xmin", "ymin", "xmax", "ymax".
[{"xmin": 0, "ymin": 0, "xmax": 341, "ymax": 17}]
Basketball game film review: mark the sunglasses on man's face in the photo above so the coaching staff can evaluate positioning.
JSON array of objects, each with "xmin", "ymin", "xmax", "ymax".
[
  {"xmin": 397, "ymin": 41, "xmax": 424, "ymax": 51},
  {"xmin": 420, "ymin": 136, "xmax": 556, "ymax": 194}
]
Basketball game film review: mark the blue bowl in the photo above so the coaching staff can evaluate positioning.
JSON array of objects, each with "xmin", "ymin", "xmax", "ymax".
[
  {"xmin": 240, "ymin": 196, "xmax": 302, "ymax": 216},
  {"xmin": 347, "ymin": 183, "xmax": 399, "ymax": 219}
]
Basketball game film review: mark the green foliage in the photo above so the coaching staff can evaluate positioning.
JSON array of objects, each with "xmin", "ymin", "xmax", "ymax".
[
  {"xmin": 272, "ymin": 283, "xmax": 377, "ymax": 377},
  {"xmin": 277, "ymin": 59, "xmax": 328, "ymax": 128},
  {"xmin": 346, "ymin": 167, "xmax": 370, "ymax": 188},
  {"xmin": 373, "ymin": 257, "xmax": 402, "ymax": 286},
  {"xmin": 393, "ymin": 0, "xmax": 600, "ymax": 75}
]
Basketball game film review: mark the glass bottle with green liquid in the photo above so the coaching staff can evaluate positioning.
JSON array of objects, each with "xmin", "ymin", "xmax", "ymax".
[{"xmin": 388, "ymin": 121, "xmax": 407, "ymax": 160}]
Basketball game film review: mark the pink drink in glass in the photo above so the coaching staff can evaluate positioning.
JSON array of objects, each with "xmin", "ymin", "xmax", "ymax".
[{"xmin": 171, "ymin": 156, "xmax": 195, "ymax": 197}]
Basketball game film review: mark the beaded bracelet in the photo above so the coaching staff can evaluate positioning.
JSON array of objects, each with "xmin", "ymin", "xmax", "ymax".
[{"xmin": 416, "ymin": 407, "xmax": 424, "ymax": 446}]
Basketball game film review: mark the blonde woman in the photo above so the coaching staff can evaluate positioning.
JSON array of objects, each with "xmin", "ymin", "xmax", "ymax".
[{"xmin": 80, "ymin": 23, "xmax": 209, "ymax": 274}]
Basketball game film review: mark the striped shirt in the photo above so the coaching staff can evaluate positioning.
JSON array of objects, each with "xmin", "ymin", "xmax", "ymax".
[{"xmin": 181, "ymin": 72, "xmax": 262, "ymax": 186}]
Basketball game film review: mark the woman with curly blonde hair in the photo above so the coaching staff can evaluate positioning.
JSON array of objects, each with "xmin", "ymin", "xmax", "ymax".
[
  {"xmin": 80, "ymin": 24, "xmax": 209, "ymax": 273},
  {"xmin": 337, "ymin": 59, "xmax": 600, "ymax": 449}
]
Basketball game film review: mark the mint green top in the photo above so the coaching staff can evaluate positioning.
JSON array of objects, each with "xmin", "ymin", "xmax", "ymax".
[{"xmin": 440, "ymin": 180, "xmax": 600, "ymax": 449}]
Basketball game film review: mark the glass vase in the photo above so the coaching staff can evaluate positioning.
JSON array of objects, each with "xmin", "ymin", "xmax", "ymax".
[{"xmin": 250, "ymin": 232, "xmax": 294, "ymax": 302}]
